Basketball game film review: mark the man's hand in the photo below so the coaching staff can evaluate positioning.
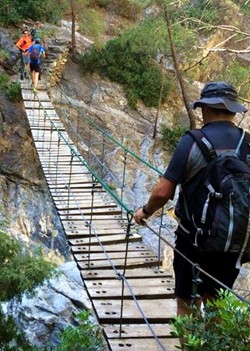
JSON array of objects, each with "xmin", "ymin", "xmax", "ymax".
[{"xmin": 134, "ymin": 207, "xmax": 149, "ymax": 226}]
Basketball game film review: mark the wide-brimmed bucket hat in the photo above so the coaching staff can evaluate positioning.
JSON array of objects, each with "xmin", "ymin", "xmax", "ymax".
[{"xmin": 190, "ymin": 81, "xmax": 248, "ymax": 113}]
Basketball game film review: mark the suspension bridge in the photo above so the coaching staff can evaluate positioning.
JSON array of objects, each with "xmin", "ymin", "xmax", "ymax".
[
  {"xmin": 20, "ymin": 77, "xmax": 250, "ymax": 350},
  {"xmin": 21, "ymin": 79, "xmax": 180, "ymax": 351}
]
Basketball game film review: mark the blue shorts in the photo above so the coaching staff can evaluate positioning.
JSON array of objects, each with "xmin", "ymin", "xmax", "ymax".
[
  {"xmin": 23, "ymin": 53, "xmax": 30, "ymax": 64},
  {"xmin": 173, "ymin": 234, "xmax": 240, "ymax": 299}
]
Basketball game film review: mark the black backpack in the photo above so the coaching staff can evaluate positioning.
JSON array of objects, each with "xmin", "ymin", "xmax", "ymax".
[{"xmin": 184, "ymin": 128, "xmax": 250, "ymax": 264}]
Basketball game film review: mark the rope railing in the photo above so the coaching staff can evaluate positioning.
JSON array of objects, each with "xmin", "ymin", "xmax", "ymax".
[{"xmin": 23, "ymin": 82, "xmax": 250, "ymax": 351}]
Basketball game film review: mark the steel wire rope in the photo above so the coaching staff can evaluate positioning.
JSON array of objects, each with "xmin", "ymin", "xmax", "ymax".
[
  {"xmin": 24, "ymin": 91, "xmax": 172, "ymax": 351},
  {"xmin": 48, "ymin": 120, "xmax": 133, "ymax": 214},
  {"xmin": 88, "ymin": 175, "xmax": 99, "ymax": 268},
  {"xmin": 120, "ymin": 149, "xmax": 128, "ymax": 219},
  {"xmin": 118, "ymin": 272, "xmax": 170, "ymax": 351},
  {"xmin": 27, "ymin": 93, "xmax": 171, "ymax": 347},
  {"xmin": 34, "ymin": 141, "xmax": 170, "ymax": 350},
  {"xmin": 56, "ymin": 104, "xmax": 122, "ymax": 188},
  {"xmin": 24, "ymin": 85, "xmax": 249, "ymax": 349},
  {"xmin": 56, "ymin": 117, "xmax": 250, "ymax": 306},
  {"xmin": 29, "ymin": 85, "xmax": 250, "ymax": 305},
  {"xmin": 54, "ymin": 83, "xmax": 163, "ymax": 175},
  {"xmin": 66, "ymin": 152, "xmax": 74, "ymax": 220},
  {"xmin": 144, "ymin": 221, "xmax": 250, "ymax": 306},
  {"xmin": 119, "ymin": 212, "xmax": 133, "ymax": 337},
  {"xmin": 55, "ymin": 136, "xmax": 62, "ymax": 189}
]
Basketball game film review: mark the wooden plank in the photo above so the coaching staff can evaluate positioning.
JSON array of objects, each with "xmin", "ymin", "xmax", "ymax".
[
  {"xmin": 51, "ymin": 191, "xmax": 106, "ymax": 198},
  {"xmin": 85, "ymin": 278, "xmax": 174, "ymax": 299},
  {"xmin": 76, "ymin": 257, "xmax": 162, "ymax": 270},
  {"xmin": 47, "ymin": 183, "xmax": 103, "ymax": 190},
  {"xmin": 55, "ymin": 198, "xmax": 116, "ymax": 207},
  {"xmin": 57, "ymin": 208, "xmax": 120, "ymax": 215},
  {"xmin": 103, "ymin": 323, "xmax": 175, "ymax": 338},
  {"xmin": 65, "ymin": 231, "xmax": 127, "ymax": 240},
  {"xmin": 81, "ymin": 268, "xmax": 170, "ymax": 280},
  {"xmin": 75, "ymin": 251, "xmax": 158, "ymax": 261},
  {"xmin": 64, "ymin": 229, "xmax": 126, "ymax": 238},
  {"xmin": 108, "ymin": 338, "xmax": 179, "ymax": 351},
  {"xmin": 71, "ymin": 243, "xmax": 150, "ymax": 253},
  {"xmin": 60, "ymin": 214, "xmax": 123, "ymax": 221},
  {"xmin": 23, "ymin": 91, "xmax": 50, "ymax": 101},
  {"xmin": 58, "ymin": 209, "xmax": 121, "ymax": 216},
  {"xmin": 64, "ymin": 223, "xmax": 127, "ymax": 231},
  {"xmin": 51, "ymin": 189, "xmax": 106, "ymax": 195},
  {"xmin": 70, "ymin": 233, "xmax": 141, "ymax": 246},
  {"xmin": 24, "ymin": 101, "xmax": 55, "ymax": 109},
  {"xmin": 26, "ymin": 110, "xmax": 59, "ymax": 119},
  {"xmin": 93, "ymin": 299, "xmax": 176, "ymax": 323}
]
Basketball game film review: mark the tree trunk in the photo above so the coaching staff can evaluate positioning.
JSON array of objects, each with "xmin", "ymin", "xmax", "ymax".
[
  {"xmin": 71, "ymin": 0, "xmax": 76, "ymax": 58},
  {"xmin": 163, "ymin": 3, "xmax": 196, "ymax": 130}
]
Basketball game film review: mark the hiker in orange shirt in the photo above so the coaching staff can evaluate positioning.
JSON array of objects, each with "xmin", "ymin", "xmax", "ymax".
[{"xmin": 16, "ymin": 30, "xmax": 33, "ymax": 78}]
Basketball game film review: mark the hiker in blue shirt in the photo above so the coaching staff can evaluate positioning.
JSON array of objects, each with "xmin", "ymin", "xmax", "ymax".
[{"xmin": 26, "ymin": 38, "xmax": 46, "ymax": 92}]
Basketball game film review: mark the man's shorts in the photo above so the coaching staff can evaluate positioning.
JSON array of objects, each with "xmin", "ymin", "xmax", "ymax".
[
  {"xmin": 173, "ymin": 234, "xmax": 240, "ymax": 299},
  {"xmin": 30, "ymin": 62, "xmax": 40, "ymax": 73},
  {"xmin": 23, "ymin": 53, "xmax": 30, "ymax": 64}
]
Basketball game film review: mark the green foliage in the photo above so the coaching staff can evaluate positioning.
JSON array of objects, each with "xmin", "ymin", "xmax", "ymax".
[
  {"xmin": 236, "ymin": 0, "xmax": 250, "ymax": 16},
  {"xmin": 161, "ymin": 124, "xmax": 187, "ymax": 151},
  {"xmin": 0, "ymin": 0, "xmax": 67, "ymax": 26},
  {"xmin": 52, "ymin": 310, "xmax": 105, "ymax": 351},
  {"xmin": 180, "ymin": 0, "xmax": 221, "ymax": 27},
  {"xmin": 0, "ymin": 307, "xmax": 34, "ymax": 351},
  {"xmin": 78, "ymin": 8, "xmax": 105, "ymax": 44},
  {"xmin": 217, "ymin": 60, "xmax": 250, "ymax": 99},
  {"xmin": 107, "ymin": 0, "xmax": 143, "ymax": 21},
  {"xmin": 81, "ymin": 36, "xmax": 173, "ymax": 108},
  {"xmin": 0, "ymin": 72, "xmax": 9, "ymax": 91},
  {"xmin": 5, "ymin": 82, "xmax": 22, "ymax": 103},
  {"xmin": 172, "ymin": 290, "xmax": 250, "ymax": 351},
  {"xmin": 121, "ymin": 16, "xmax": 169, "ymax": 57},
  {"xmin": 0, "ymin": 49, "xmax": 10, "ymax": 62},
  {"xmin": 0, "ymin": 230, "xmax": 56, "ymax": 301},
  {"xmin": 0, "ymin": 228, "xmax": 57, "ymax": 350},
  {"xmin": 89, "ymin": 0, "xmax": 110, "ymax": 8}
]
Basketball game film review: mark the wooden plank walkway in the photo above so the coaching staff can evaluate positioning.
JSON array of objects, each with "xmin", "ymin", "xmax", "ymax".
[{"xmin": 21, "ymin": 82, "xmax": 180, "ymax": 351}]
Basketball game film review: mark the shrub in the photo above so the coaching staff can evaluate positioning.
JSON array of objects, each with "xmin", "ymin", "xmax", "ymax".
[
  {"xmin": 217, "ymin": 60, "xmax": 250, "ymax": 99},
  {"xmin": 106, "ymin": 0, "xmax": 143, "ymax": 21},
  {"xmin": 53, "ymin": 310, "xmax": 106, "ymax": 351},
  {"xmin": 161, "ymin": 124, "xmax": 188, "ymax": 151},
  {"xmin": 5, "ymin": 82, "xmax": 22, "ymax": 103},
  {"xmin": 0, "ymin": 0, "xmax": 67, "ymax": 26},
  {"xmin": 0, "ymin": 307, "xmax": 34, "ymax": 350},
  {"xmin": 171, "ymin": 289, "xmax": 250, "ymax": 351},
  {"xmin": 0, "ymin": 231, "xmax": 56, "ymax": 301},
  {"xmin": 0, "ymin": 72, "xmax": 9, "ymax": 91},
  {"xmin": 78, "ymin": 8, "xmax": 105, "ymax": 45},
  {"xmin": 81, "ymin": 38, "xmax": 173, "ymax": 108},
  {"xmin": 0, "ymin": 228, "xmax": 57, "ymax": 350},
  {"xmin": 0, "ymin": 49, "xmax": 10, "ymax": 63}
]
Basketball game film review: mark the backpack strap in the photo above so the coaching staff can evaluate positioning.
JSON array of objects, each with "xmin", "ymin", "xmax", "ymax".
[
  {"xmin": 187, "ymin": 128, "xmax": 249, "ymax": 162},
  {"xmin": 186, "ymin": 129, "xmax": 217, "ymax": 162}
]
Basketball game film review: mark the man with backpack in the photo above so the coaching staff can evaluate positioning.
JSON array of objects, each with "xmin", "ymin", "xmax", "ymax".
[
  {"xmin": 26, "ymin": 38, "xmax": 46, "ymax": 93},
  {"xmin": 134, "ymin": 81, "xmax": 250, "ymax": 322}
]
